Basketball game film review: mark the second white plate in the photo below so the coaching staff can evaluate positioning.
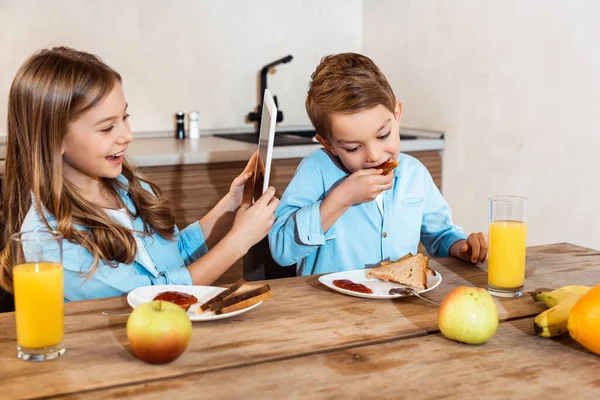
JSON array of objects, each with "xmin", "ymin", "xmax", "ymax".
[{"xmin": 318, "ymin": 268, "xmax": 442, "ymax": 299}]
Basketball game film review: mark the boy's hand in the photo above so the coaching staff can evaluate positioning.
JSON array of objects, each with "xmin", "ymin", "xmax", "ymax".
[
  {"xmin": 334, "ymin": 168, "xmax": 394, "ymax": 207},
  {"xmin": 451, "ymin": 233, "xmax": 488, "ymax": 264}
]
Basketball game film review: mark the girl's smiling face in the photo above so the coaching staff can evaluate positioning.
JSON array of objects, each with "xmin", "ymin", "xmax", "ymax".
[
  {"xmin": 62, "ymin": 82, "xmax": 133, "ymax": 186},
  {"xmin": 323, "ymin": 102, "xmax": 402, "ymax": 173}
]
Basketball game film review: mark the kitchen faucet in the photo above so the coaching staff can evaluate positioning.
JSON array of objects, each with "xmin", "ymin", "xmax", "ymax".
[{"xmin": 247, "ymin": 55, "xmax": 293, "ymax": 133}]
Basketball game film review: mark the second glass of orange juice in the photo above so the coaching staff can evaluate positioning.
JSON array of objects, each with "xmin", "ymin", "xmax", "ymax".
[
  {"xmin": 12, "ymin": 230, "xmax": 65, "ymax": 361},
  {"xmin": 488, "ymin": 196, "xmax": 528, "ymax": 297}
]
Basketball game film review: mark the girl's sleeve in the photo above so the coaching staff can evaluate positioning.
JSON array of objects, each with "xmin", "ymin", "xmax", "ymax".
[
  {"xmin": 139, "ymin": 179, "xmax": 208, "ymax": 265},
  {"xmin": 62, "ymin": 239, "xmax": 192, "ymax": 302},
  {"xmin": 176, "ymin": 221, "xmax": 209, "ymax": 265}
]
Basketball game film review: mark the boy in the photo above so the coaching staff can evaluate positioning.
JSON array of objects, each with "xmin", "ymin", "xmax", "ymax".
[{"xmin": 268, "ymin": 53, "xmax": 487, "ymax": 275}]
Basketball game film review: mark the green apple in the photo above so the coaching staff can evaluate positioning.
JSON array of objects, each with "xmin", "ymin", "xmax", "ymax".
[
  {"xmin": 127, "ymin": 300, "xmax": 192, "ymax": 364},
  {"xmin": 437, "ymin": 286, "xmax": 499, "ymax": 344}
]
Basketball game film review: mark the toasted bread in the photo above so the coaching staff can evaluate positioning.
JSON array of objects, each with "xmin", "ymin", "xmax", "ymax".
[
  {"xmin": 379, "ymin": 253, "xmax": 412, "ymax": 267},
  {"xmin": 209, "ymin": 284, "xmax": 272, "ymax": 315},
  {"xmin": 381, "ymin": 254, "xmax": 435, "ymax": 276},
  {"xmin": 196, "ymin": 279, "xmax": 245, "ymax": 314},
  {"xmin": 214, "ymin": 290, "xmax": 273, "ymax": 315},
  {"xmin": 366, "ymin": 253, "xmax": 429, "ymax": 289},
  {"xmin": 423, "ymin": 256, "xmax": 436, "ymax": 276},
  {"xmin": 375, "ymin": 160, "xmax": 399, "ymax": 175}
]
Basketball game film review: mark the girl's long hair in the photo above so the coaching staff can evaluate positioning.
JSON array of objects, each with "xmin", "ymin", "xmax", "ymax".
[{"xmin": 0, "ymin": 47, "xmax": 175, "ymax": 293}]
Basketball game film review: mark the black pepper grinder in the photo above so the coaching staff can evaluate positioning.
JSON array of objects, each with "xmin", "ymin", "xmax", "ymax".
[{"xmin": 175, "ymin": 111, "xmax": 186, "ymax": 139}]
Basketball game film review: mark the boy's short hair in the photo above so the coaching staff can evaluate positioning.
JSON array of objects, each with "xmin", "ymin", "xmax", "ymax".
[{"xmin": 306, "ymin": 53, "xmax": 397, "ymax": 139}]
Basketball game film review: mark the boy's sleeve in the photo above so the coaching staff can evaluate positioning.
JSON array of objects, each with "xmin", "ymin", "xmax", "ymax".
[
  {"xmin": 62, "ymin": 240, "xmax": 192, "ymax": 302},
  {"xmin": 176, "ymin": 221, "xmax": 209, "ymax": 265},
  {"xmin": 419, "ymin": 166, "xmax": 466, "ymax": 258},
  {"xmin": 269, "ymin": 158, "xmax": 333, "ymax": 266}
]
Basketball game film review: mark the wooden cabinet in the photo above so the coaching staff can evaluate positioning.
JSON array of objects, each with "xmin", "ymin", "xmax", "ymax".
[{"xmin": 139, "ymin": 150, "xmax": 442, "ymax": 285}]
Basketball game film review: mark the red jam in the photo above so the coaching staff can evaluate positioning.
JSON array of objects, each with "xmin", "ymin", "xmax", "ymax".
[
  {"xmin": 153, "ymin": 291, "xmax": 198, "ymax": 310},
  {"xmin": 333, "ymin": 279, "xmax": 373, "ymax": 294}
]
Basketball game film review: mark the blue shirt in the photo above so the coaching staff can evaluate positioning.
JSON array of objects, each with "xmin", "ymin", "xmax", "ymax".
[
  {"xmin": 20, "ymin": 176, "xmax": 206, "ymax": 301},
  {"xmin": 268, "ymin": 149, "xmax": 466, "ymax": 276}
]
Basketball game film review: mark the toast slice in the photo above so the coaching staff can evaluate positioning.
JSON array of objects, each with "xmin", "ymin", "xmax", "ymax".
[
  {"xmin": 214, "ymin": 290, "xmax": 273, "ymax": 315},
  {"xmin": 209, "ymin": 284, "xmax": 272, "ymax": 315},
  {"xmin": 381, "ymin": 254, "xmax": 435, "ymax": 277},
  {"xmin": 424, "ymin": 256, "xmax": 435, "ymax": 276},
  {"xmin": 196, "ymin": 279, "xmax": 246, "ymax": 314},
  {"xmin": 375, "ymin": 160, "xmax": 399, "ymax": 175},
  {"xmin": 380, "ymin": 253, "xmax": 413, "ymax": 266},
  {"xmin": 366, "ymin": 253, "xmax": 429, "ymax": 289}
]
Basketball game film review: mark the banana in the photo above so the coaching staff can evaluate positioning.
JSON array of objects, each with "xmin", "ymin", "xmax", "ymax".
[
  {"xmin": 530, "ymin": 285, "xmax": 591, "ymax": 308},
  {"xmin": 563, "ymin": 285, "xmax": 594, "ymax": 296},
  {"xmin": 534, "ymin": 291, "xmax": 582, "ymax": 337},
  {"xmin": 531, "ymin": 286, "xmax": 591, "ymax": 338}
]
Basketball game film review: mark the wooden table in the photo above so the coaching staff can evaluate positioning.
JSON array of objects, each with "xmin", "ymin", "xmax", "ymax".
[{"xmin": 1, "ymin": 243, "xmax": 600, "ymax": 399}]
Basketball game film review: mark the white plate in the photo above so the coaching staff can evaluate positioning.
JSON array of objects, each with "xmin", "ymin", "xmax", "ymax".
[
  {"xmin": 127, "ymin": 285, "xmax": 263, "ymax": 321},
  {"xmin": 318, "ymin": 268, "xmax": 442, "ymax": 299}
]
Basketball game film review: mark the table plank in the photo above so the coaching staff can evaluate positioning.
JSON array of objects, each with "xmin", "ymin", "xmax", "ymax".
[
  {"xmin": 62, "ymin": 317, "xmax": 600, "ymax": 400},
  {"xmin": 0, "ymin": 243, "xmax": 598, "ymax": 398}
]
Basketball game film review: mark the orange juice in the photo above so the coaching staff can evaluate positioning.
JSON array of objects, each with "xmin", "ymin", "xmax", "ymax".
[
  {"xmin": 488, "ymin": 221, "xmax": 527, "ymax": 288},
  {"xmin": 13, "ymin": 262, "xmax": 64, "ymax": 349}
]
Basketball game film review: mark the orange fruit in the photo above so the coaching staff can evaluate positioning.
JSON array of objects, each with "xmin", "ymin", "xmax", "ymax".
[{"xmin": 568, "ymin": 284, "xmax": 600, "ymax": 355}]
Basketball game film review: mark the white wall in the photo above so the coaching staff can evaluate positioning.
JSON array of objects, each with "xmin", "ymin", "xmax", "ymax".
[
  {"xmin": 364, "ymin": 0, "xmax": 600, "ymax": 249},
  {"xmin": 0, "ymin": 0, "xmax": 362, "ymax": 134},
  {"xmin": 2, "ymin": 0, "xmax": 598, "ymax": 250}
]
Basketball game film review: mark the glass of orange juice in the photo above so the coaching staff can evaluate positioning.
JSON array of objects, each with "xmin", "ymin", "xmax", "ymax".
[
  {"xmin": 11, "ymin": 230, "xmax": 65, "ymax": 361},
  {"xmin": 488, "ymin": 196, "xmax": 528, "ymax": 298}
]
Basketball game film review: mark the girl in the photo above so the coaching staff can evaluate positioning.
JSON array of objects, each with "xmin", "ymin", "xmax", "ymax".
[{"xmin": 0, "ymin": 47, "xmax": 279, "ymax": 301}]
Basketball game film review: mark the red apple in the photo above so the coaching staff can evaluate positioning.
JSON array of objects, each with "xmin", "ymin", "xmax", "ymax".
[
  {"xmin": 437, "ymin": 286, "xmax": 499, "ymax": 344},
  {"xmin": 126, "ymin": 300, "xmax": 192, "ymax": 364}
]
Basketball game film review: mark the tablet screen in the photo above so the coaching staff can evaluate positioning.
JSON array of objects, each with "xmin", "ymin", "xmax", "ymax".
[{"xmin": 243, "ymin": 89, "xmax": 277, "ymax": 204}]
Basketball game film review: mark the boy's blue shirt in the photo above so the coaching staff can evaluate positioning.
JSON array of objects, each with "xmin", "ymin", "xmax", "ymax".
[
  {"xmin": 20, "ymin": 175, "xmax": 205, "ymax": 301},
  {"xmin": 268, "ymin": 149, "xmax": 466, "ymax": 276}
]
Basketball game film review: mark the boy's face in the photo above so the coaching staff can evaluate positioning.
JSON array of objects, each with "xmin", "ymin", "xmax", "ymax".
[{"xmin": 320, "ymin": 102, "xmax": 402, "ymax": 173}]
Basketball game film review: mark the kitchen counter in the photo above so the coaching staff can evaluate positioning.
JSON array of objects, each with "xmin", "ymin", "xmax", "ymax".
[
  {"xmin": 127, "ymin": 134, "xmax": 444, "ymax": 167},
  {"xmin": 0, "ymin": 129, "xmax": 445, "ymax": 173}
]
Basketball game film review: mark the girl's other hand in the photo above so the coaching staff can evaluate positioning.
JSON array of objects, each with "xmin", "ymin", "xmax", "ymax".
[
  {"xmin": 228, "ymin": 186, "xmax": 279, "ymax": 252},
  {"xmin": 226, "ymin": 151, "xmax": 258, "ymax": 211}
]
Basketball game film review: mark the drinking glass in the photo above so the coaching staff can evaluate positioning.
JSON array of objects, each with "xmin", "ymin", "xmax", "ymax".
[
  {"xmin": 487, "ymin": 196, "xmax": 528, "ymax": 298},
  {"xmin": 12, "ymin": 230, "xmax": 65, "ymax": 361}
]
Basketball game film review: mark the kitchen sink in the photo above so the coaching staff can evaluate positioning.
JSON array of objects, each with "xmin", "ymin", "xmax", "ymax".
[
  {"xmin": 216, "ymin": 130, "xmax": 318, "ymax": 146},
  {"xmin": 215, "ymin": 130, "xmax": 418, "ymax": 146}
]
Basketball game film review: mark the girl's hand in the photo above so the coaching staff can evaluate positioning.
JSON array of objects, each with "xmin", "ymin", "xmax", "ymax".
[
  {"xmin": 228, "ymin": 186, "xmax": 279, "ymax": 252},
  {"xmin": 226, "ymin": 151, "xmax": 258, "ymax": 211},
  {"xmin": 333, "ymin": 168, "xmax": 394, "ymax": 207},
  {"xmin": 451, "ymin": 233, "xmax": 488, "ymax": 264}
]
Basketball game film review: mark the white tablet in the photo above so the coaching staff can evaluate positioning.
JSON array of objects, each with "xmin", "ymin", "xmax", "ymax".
[{"xmin": 251, "ymin": 89, "xmax": 277, "ymax": 202}]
